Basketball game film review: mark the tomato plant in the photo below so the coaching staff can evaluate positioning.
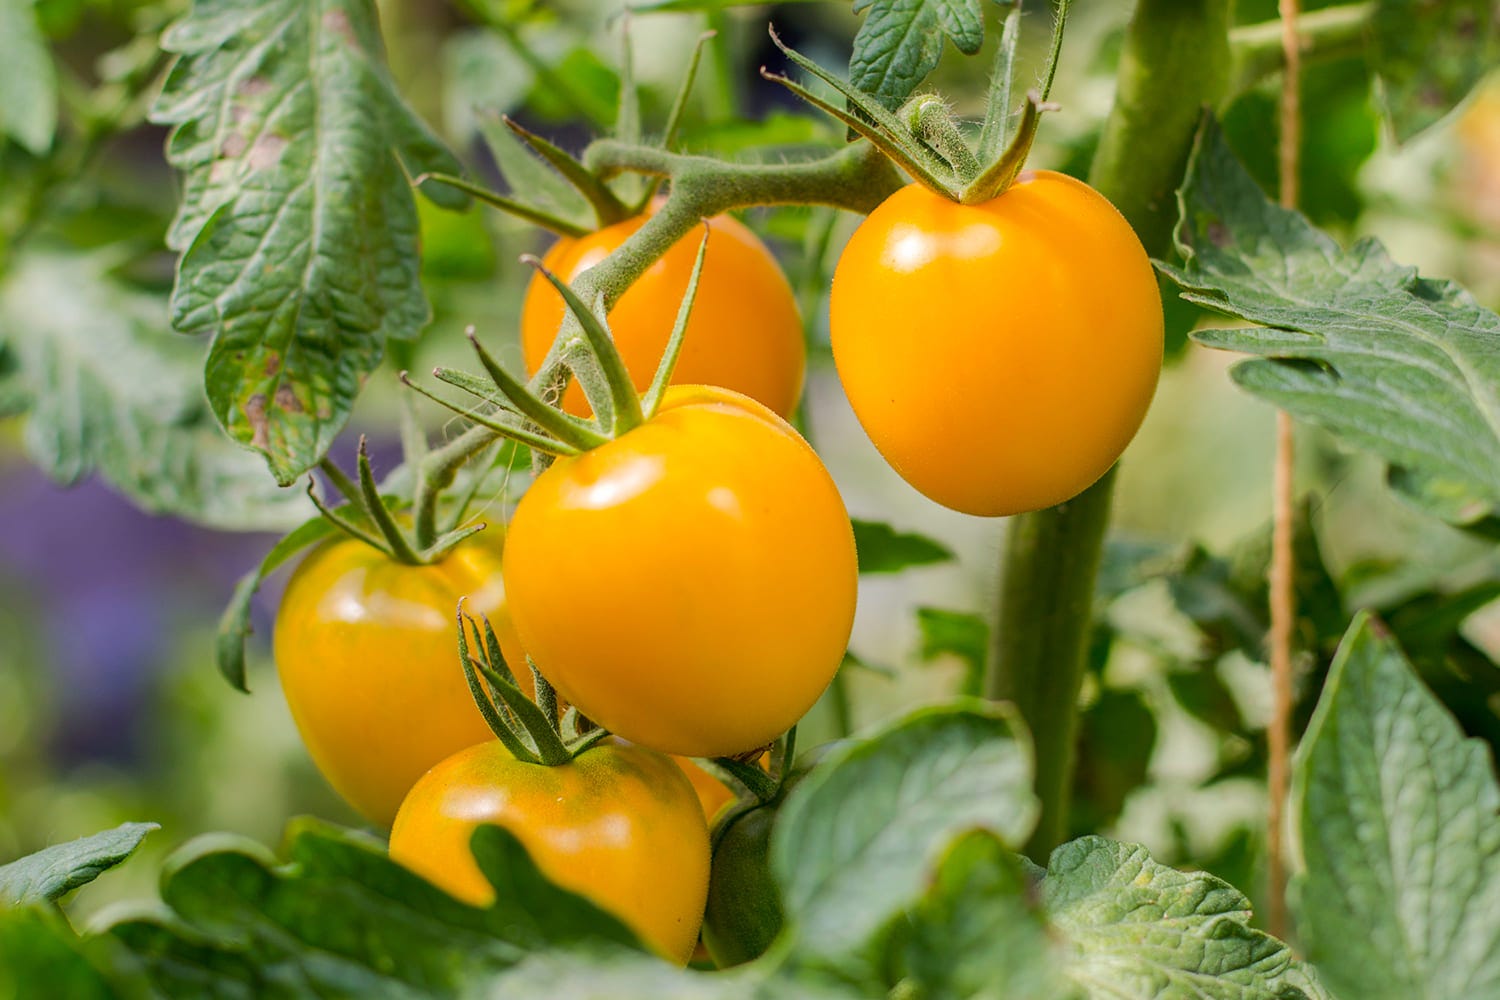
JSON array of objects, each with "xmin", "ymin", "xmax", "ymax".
[
  {"xmin": 274, "ymin": 532, "xmax": 529, "ymax": 827},
  {"xmin": 4, "ymin": 1, "xmax": 1500, "ymax": 998},
  {"xmin": 502, "ymin": 385, "xmax": 858, "ymax": 759},
  {"xmin": 520, "ymin": 212, "xmax": 805, "ymax": 418},
  {"xmin": 830, "ymin": 173, "xmax": 1163, "ymax": 517},
  {"xmin": 389, "ymin": 738, "xmax": 709, "ymax": 965}
]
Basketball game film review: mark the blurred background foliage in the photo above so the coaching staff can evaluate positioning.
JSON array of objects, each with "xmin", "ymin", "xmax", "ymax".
[{"xmin": 2, "ymin": 0, "xmax": 1499, "ymax": 928}]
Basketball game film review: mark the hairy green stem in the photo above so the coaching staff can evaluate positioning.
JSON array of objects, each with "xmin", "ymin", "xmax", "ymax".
[
  {"xmin": 986, "ymin": 0, "xmax": 1233, "ymax": 861},
  {"xmin": 1229, "ymin": 2, "xmax": 1373, "ymax": 94}
]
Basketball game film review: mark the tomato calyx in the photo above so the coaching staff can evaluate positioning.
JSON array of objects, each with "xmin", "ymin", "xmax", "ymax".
[
  {"xmin": 304, "ymin": 436, "xmax": 486, "ymax": 567},
  {"xmin": 456, "ymin": 598, "xmax": 606, "ymax": 768},
  {"xmin": 402, "ymin": 223, "xmax": 711, "ymax": 455},
  {"xmin": 762, "ymin": 2, "xmax": 1072, "ymax": 206}
]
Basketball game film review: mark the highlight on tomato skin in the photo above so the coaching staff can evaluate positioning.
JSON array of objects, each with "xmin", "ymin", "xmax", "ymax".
[
  {"xmin": 520, "ymin": 210, "xmax": 806, "ymax": 419},
  {"xmin": 272, "ymin": 532, "xmax": 529, "ymax": 828},
  {"xmin": 501, "ymin": 385, "xmax": 859, "ymax": 760},
  {"xmin": 828, "ymin": 171, "xmax": 1164, "ymax": 518},
  {"xmin": 388, "ymin": 737, "xmax": 711, "ymax": 965}
]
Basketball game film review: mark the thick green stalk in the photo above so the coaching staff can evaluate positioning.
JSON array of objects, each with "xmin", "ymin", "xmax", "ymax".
[{"xmin": 986, "ymin": 0, "xmax": 1233, "ymax": 860}]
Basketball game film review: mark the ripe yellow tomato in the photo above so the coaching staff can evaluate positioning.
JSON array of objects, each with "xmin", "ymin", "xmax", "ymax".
[
  {"xmin": 520, "ymin": 211, "xmax": 805, "ymax": 419},
  {"xmin": 273, "ymin": 532, "xmax": 529, "ymax": 827},
  {"xmin": 502, "ymin": 385, "xmax": 858, "ymax": 758},
  {"xmin": 389, "ymin": 739, "xmax": 710, "ymax": 964},
  {"xmin": 829, "ymin": 172, "xmax": 1163, "ymax": 517}
]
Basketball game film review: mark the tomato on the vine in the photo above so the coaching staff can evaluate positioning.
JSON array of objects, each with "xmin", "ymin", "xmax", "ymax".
[
  {"xmin": 829, "ymin": 172, "xmax": 1163, "ymax": 517},
  {"xmin": 389, "ymin": 738, "xmax": 710, "ymax": 964},
  {"xmin": 520, "ymin": 211, "xmax": 805, "ymax": 418},
  {"xmin": 502, "ymin": 385, "xmax": 858, "ymax": 759},
  {"xmin": 273, "ymin": 532, "xmax": 528, "ymax": 827}
]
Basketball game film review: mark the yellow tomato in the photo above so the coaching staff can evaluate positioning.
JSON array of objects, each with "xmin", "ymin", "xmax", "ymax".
[
  {"xmin": 502, "ymin": 385, "xmax": 858, "ymax": 758},
  {"xmin": 273, "ymin": 532, "xmax": 528, "ymax": 827},
  {"xmin": 389, "ymin": 739, "xmax": 710, "ymax": 964},
  {"xmin": 829, "ymin": 173, "xmax": 1163, "ymax": 516}
]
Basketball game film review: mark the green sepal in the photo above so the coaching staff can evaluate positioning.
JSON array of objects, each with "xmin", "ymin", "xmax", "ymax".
[
  {"xmin": 522, "ymin": 256, "xmax": 644, "ymax": 433},
  {"xmin": 641, "ymin": 223, "xmax": 711, "ymax": 419},
  {"xmin": 503, "ymin": 116, "xmax": 631, "ymax": 228},
  {"xmin": 399, "ymin": 372, "xmax": 581, "ymax": 458},
  {"xmin": 413, "ymin": 172, "xmax": 590, "ymax": 239},
  {"xmin": 457, "ymin": 604, "xmax": 540, "ymax": 765}
]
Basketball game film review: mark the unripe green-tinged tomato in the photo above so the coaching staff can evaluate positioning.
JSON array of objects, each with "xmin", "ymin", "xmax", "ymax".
[
  {"xmin": 702, "ymin": 803, "xmax": 782, "ymax": 967},
  {"xmin": 388, "ymin": 739, "xmax": 710, "ymax": 964},
  {"xmin": 502, "ymin": 385, "xmax": 858, "ymax": 758},
  {"xmin": 520, "ymin": 211, "xmax": 805, "ymax": 418},
  {"xmin": 273, "ymin": 533, "xmax": 529, "ymax": 827},
  {"xmin": 829, "ymin": 172, "xmax": 1163, "ymax": 517}
]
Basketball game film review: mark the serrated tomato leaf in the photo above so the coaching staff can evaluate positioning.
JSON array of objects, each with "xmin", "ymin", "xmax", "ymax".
[
  {"xmin": 772, "ymin": 702, "xmax": 1037, "ymax": 966},
  {"xmin": 1163, "ymin": 118, "xmax": 1500, "ymax": 528},
  {"xmin": 1045, "ymin": 837, "xmax": 1325, "ymax": 999},
  {"xmin": 151, "ymin": 0, "xmax": 462, "ymax": 485},
  {"xmin": 850, "ymin": 0, "xmax": 986, "ymax": 111},
  {"xmin": 1291, "ymin": 613, "xmax": 1500, "ymax": 999}
]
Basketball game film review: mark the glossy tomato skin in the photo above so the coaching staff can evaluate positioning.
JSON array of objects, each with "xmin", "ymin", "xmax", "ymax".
[
  {"xmin": 273, "ymin": 533, "xmax": 528, "ymax": 827},
  {"xmin": 388, "ymin": 739, "xmax": 710, "ymax": 964},
  {"xmin": 502, "ymin": 385, "xmax": 858, "ymax": 758},
  {"xmin": 829, "ymin": 172, "xmax": 1163, "ymax": 517},
  {"xmin": 520, "ymin": 212, "xmax": 805, "ymax": 418}
]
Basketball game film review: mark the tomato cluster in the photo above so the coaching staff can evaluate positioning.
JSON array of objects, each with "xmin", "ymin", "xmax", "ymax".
[{"xmin": 272, "ymin": 165, "xmax": 1158, "ymax": 966}]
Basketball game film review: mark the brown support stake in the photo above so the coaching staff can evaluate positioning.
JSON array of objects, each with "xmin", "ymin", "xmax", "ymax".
[{"xmin": 1266, "ymin": 0, "xmax": 1302, "ymax": 944}]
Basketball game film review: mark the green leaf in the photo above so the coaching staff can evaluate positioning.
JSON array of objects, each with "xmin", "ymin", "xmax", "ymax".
[
  {"xmin": 0, "ymin": 252, "xmax": 312, "ymax": 530},
  {"xmin": 103, "ymin": 820, "xmax": 640, "ymax": 996},
  {"xmin": 151, "ymin": 0, "xmax": 462, "ymax": 485},
  {"xmin": 1046, "ymin": 837, "xmax": 1321, "ymax": 999},
  {"xmin": 851, "ymin": 518, "xmax": 955, "ymax": 573},
  {"xmin": 771, "ymin": 702, "xmax": 1037, "ymax": 965},
  {"xmin": 0, "ymin": 908, "xmax": 138, "ymax": 1000},
  {"xmin": 850, "ymin": 0, "xmax": 985, "ymax": 111},
  {"xmin": 1164, "ymin": 118, "xmax": 1500, "ymax": 528},
  {"xmin": 0, "ymin": 823, "xmax": 157, "ymax": 906},
  {"xmin": 1291, "ymin": 613, "xmax": 1500, "ymax": 999},
  {"xmin": 0, "ymin": 0, "xmax": 56, "ymax": 155},
  {"xmin": 893, "ymin": 831, "xmax": 1074, "ymax": 1000},
  {"xmin": 858, "ymin": 0, "xmax": 984, "ymax": 111},
  {"xmin": 1370, "ymin": 0, "xmax": 1497, "ymax": 141}
]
